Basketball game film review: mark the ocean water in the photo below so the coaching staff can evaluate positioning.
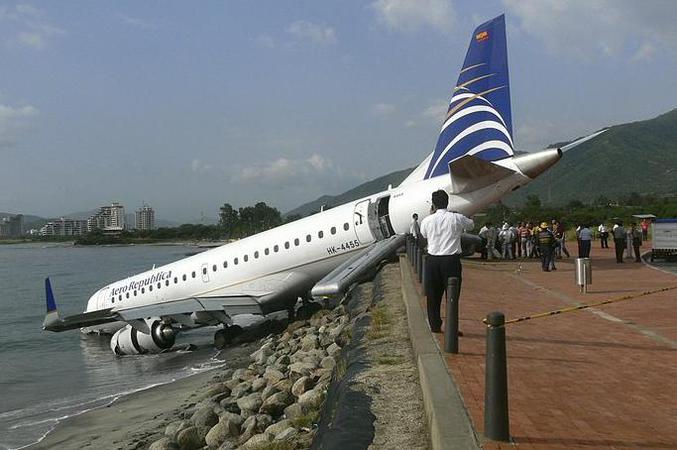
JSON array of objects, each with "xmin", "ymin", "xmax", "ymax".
[{"xmin": 0, "ymin": 243, "xmax": 229, "ymax": 450}]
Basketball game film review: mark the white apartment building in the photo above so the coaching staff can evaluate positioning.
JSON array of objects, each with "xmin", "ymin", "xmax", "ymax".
[{"xmin": 135, "ymin": 204, "xmax": 155, "ymax": 231}]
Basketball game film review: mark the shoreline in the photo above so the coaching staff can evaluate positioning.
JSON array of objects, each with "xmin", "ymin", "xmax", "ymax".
[{"xmin": 28, "ymin": 339, "xmax": 261, "ymax": 450}]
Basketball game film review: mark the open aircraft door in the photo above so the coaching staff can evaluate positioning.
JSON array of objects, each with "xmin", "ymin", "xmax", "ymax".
[{"xmin": 353, "ymin": 200, "xmax": 373, "ymax": 245}]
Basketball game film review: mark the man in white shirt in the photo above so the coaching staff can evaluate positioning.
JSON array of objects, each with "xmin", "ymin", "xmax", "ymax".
[
  {"xmin": 420, "ymin": 190, "xmax": 474, "ymax": 333},
  {"xmin": 409, "ymin": 213, "xmax": 421, "ymax": 243}
]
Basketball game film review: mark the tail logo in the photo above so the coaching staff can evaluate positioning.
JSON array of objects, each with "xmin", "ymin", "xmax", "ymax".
[{"xmin": 424, "ymin": 15, "xmax": 513, "ymax": 180}]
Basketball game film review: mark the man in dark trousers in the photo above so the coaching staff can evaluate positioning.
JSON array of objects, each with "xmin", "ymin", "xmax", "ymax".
[
  {"xmin": 420, "ymin": 190, "xmax": 474, "ymax": 333},
  {"xmin": 613, "ymin": 221, "xmax": 626, "ymax": 263}
]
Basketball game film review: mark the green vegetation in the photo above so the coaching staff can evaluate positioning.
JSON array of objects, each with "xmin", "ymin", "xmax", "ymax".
[
  {"xmin": 376, "ymin": 355, "xmax": 404, "ymax": 365},
  {"xmin": 368, "ymin": 304, "xmax": 392, "ymax": 340},
  {"xmin": 290, "ymin": 408, "xmax": 321, "ymax": 429},
  {"xmin": 248, "ymin": 441, "xmax": 296, "ymax": 450}
]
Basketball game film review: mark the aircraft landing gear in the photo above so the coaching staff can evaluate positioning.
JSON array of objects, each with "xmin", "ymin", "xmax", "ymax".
[{"xmin": 214, "ymin": 325, "xmax": 243, "ymax": 350}]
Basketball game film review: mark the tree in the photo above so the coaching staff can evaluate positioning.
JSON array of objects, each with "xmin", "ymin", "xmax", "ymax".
[{"xmin": 218, "ymin": 203, "xmax": 239, "ymax": 238}]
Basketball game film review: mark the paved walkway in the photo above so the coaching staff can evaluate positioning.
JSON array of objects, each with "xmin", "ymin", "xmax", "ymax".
[{"xmin": 407, "ymin": 245, "xmax": 677, "ymax": 449}]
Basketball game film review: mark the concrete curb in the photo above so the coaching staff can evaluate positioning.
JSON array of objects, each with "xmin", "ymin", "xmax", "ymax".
[{"xmin": 399, "ymin": 255, "xmax": 481, "ymax": 450}]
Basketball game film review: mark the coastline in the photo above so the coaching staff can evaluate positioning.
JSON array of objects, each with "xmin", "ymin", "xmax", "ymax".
[{"xmin": 28, "ymin": 339, "xmax": 261, "ymax": 450}]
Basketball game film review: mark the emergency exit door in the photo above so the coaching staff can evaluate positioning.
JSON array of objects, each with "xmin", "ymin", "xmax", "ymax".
[{"xmin": 353, "ymin": 200, "xmax": 373, "ymax": 245}]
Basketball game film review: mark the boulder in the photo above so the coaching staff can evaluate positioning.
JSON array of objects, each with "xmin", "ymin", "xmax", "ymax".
[
  {"xmin": 220, "ymin": 396, "xmax": 241, "ymax": 415},
  {"xmin": 237, "ymin": 392, "xmax": 263, "ymax": 413},
  {"xmin": 300, "ymin": 334, "xmax": 319, "ymax": 351},
  {"xmin": 251, "ymin": 377, "xmax": 267, "ymax": 392},
  {"xmin": 241, "ymin": 433, "xmax": 272, "ymax": 449},
  {"xmin": 320, "ymin": 356, "xmax": 336, "ymax": 370},
  {"xmin": 232, "ymin": 368, "xmax": 255, "ymax": 382},
  {"xmin": 260, "ymin": 384, "xmax": 279, "ymax": 402},
  {"xmin": 263, "ymin": 367, "xmax": 285, "ymax": 385},
  {"xmin": 264, "ymin": 419, "xmax": 292, "ymax": 437},
  {"xmin": 204, "ymin": 416, "xmax": 241, "ymax": 448},
  {"xmin": 164, "ymin": 420, "xmax": 190, "ymax": 440},
  {"xmin": 259, "ymin": 390, "xmax": 293, "ymax": 417},
  {"xmin": 283, "ymin": 402, "xmax": 304, "ymax": 419},
  {"xmin": 191, "ymin": 406, "xmax": 219, "ymax": 428},
  {"xmin": 289, "ymin": 362, "xmax": 315, "ymax": 377},
  {"xmin": 298, "ymin": 388, "xmax": 324, "ymax": 409},
  {"xmin": 291, "ymin": 376, "xmax": 313, "ymax": 397},
  {"xmin": 326, "ymin": 343, "xmax": 341, "ymax": 358},
  {"xmin": 205, "ymin": 382, "xmax": 232, "ymax": 398},
  {"xmin": 230, "ymin": 380, "xmax": 252, "ymax": 399},
  {"xmin": 176, "ymin": 426, "xmax": 204, "ymax": 450},
  {"xmin": 149, "ymin": 437, "xmax": 179, "ymax": 450},
  {"xmin": 275, "ymin": 427, "xmax": 299, "ymax": 441}
]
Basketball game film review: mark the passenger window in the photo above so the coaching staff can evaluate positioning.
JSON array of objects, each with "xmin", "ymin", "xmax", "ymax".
[
  {"xmin": 182, "ymin": 274, "xmax": 187, "ymax": 281},
  {"xmin": 141, "ymin": 288, "xmax": 145, "ymax": 294},
  {"xmin": 285, "ymin": 242, "xmax": 290, "ymax": 249},
  {"xmin": 165, "ymin": 280, "xmax": 170, "ymax": 286},
  {"xmin": 344, "ymin": 222, "xmax": 349, "ymax": 231},
  {"xmin": 134, "ymin": 290, "xmax": 137, "ymax": 296},
  {"xmin": 264, "ymin": 248, "xmax": 269, "ymax": 255},
  {"xmin": 294, "ymin": 238, "xmax": 299, "ymax": 246},
  {"xmin": 126, "ymin": 292, "xmax": 129, "ymax": 299},
  {"xmin": 212, "ymin": 264, "xmax": 217, "ymax": 272},
  {"xmin": 331, "ymin": 226, "xmax": 336, "ymax": 235},
  {"xmin": 157, "ymin": 282, "xmax": 161, "ymax": 289},
  {"xmin": 318, "ymin": 230, "xmax": 324, "ymax": 239},
  {"xmin": 149, "ymin": 285, "xmax": 153, "ymax": 292},
  {"xmin": 223, "ymin": 261, "xmax": 227, "ymax": 268},
  {"xmin": 234, "ymin": 257, "xmax": 239, "ymax": 265},
  {"xmin": 274, "ymin": 245, "xmax": 279, "ymax": 252},
  {"xmin": 244, "ymin": 254, "xmax": 249, "ymax": 262},
  {"xmin": 306, "ymin": 234, "xmax": 311, "ymax": 242},
  {"xmin": 254, "ymin": 251, "xmax": 259, "ymax": 258},
  {"xmin": 192, "ymin": 271, "xmax": 196, "ymax": 278},
  {"xmin": 118, "ymin": 295, "xmax": 122, "ymax": 301}
]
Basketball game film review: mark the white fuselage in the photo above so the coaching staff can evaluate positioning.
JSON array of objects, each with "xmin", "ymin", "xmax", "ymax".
[{"xmin": 85, "ymin": 169, "xmax": 530, "ymax": 318}]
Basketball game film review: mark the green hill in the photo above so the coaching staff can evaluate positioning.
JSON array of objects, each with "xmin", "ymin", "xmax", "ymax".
[
  {"xmin": 287, "ymin": 108, "xmax": 677, "ymax": 216},
  {"xmin": 285, "ymin": 168, "xmax": 413, "ymax": 217},
  {"xmin": 505, "ymin": 108, "xmax": 677, "ymax": 205}
]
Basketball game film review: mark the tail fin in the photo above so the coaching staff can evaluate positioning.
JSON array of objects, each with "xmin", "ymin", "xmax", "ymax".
[{"xmin": 424, "ymin": 14, "xmax": 513, "ymax": 180}]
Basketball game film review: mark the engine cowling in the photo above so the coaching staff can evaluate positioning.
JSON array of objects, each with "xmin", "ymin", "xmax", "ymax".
[{"xmin": 110, "ymin": 320, "xmax": 177, "ymax": 355}]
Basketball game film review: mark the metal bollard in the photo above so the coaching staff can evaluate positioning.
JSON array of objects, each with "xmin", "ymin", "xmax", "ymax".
[
  {"xmin": 421, "ymin": 254, "xmax": 428, "ymax": 290},
  {"xmin": 418, "ymin": 251, "xmax": 425, "ymax": 284},
  {"xmin": 416, "ymin": 247, "xmax": 422, "ymax": 276},
  {"xmin": 484, "ymin": 312, "xmax": 510, "ymax": 442},
  {"xmin": 444, "ymin": 277, "xmax": 461, "ymax": 353}
]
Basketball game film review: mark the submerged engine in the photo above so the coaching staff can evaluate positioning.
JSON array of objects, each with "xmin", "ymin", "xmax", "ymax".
[{"xmin": 109, "ymin": 320, "xmax": 177, "ymax": 355}]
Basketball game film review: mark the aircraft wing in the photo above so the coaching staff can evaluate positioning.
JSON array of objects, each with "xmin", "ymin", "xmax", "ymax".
[
  {"xmin": 311, "ymin": 234, "xmax": 406, "ymax": 297},
  {"xmin": 448, "ymin": 154, "xmax": 515, "ymax": 194},
  {"xmin": 43, "ymin": 269, "xmax": 315, "ymax": 332}
]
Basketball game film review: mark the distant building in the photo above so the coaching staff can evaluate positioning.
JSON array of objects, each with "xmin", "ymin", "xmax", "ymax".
[
  {"xmin": 88, "ymin": 202, "xmax": 126, "ymax": 233},
  {"xmin": 40, "ymin": 218, "xmax": 88, "ymax": 236},
  {"xmin": 135, "ymin": 204, "xmax": 155, "ymax": 231},
  {"xmin": 0, "ymin": 214, "xmax": 23, "ymax": 238}
]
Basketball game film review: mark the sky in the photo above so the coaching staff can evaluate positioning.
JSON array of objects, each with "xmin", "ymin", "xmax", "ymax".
[{"xmin": 1, "ymin": 0, "xmax": 676, "ymax": 223}]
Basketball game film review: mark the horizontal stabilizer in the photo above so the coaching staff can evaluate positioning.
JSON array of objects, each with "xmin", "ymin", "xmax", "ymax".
[
  {"xmin": 311, "ymin": 234, "xmax": 406, "ymax": 297},
  {"xmin": 449, "ymin": 154, "xmax": 515, "ymax": 194},
  {"xmin": 560, "ymin": 128, "xmax": 608, "ymax": 152}
]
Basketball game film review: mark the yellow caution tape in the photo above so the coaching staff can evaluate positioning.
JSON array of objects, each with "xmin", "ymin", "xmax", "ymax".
[{"xmin": 483, "ymin": 285, "xmax": 677, "ymax": 327}]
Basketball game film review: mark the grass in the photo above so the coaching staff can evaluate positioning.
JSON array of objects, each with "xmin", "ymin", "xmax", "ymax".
[
  {"xmin": 376, "ymin": 354, "xmax": 404, "ymax": 365},
  {"xmin": 249, "ymin": 441, "xmax": 296, "ymax": 450},
  {"xmin": 290, "ymin": 408, "xmax": 320, "ymax": 429},
  {"xmin": 368, "ymin": 304, "xmax": 392, "ymax": 340}
]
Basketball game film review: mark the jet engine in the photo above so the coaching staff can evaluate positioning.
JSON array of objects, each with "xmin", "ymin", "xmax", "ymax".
[{"xmin": 109, "ymin": 320, "xmax": 177, "ymax": 355}]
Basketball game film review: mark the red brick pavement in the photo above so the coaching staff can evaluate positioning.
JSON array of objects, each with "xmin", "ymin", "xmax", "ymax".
[{"xmin": 412, "ymin": 245, "xmax": 677, "ymax": 449}]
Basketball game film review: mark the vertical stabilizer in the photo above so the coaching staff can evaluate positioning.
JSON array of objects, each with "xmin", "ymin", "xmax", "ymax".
[{"xmin": 424, "ymin": 14, "xmax": 513, "ymax": 180}]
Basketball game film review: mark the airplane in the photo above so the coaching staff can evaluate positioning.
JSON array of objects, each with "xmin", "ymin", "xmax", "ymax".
[{"xmin": 43, "ymin": 14, "xmax": 605, "ymax": 356}]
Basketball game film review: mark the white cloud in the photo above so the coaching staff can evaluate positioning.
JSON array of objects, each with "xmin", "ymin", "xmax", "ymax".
[
  {"xmin": 0, "ymin": 4, "xmax": 64, "ymax": 50},
  {"xmin": 285, "ymin": 20, "xmax": 337, "ymax": 45},
  {"xmin": 231, "ymin": 153, "xmax": 361, "ymax": 187},
  {"xmin": 190, "ymin": 159, "xmax": 213, "ymax": 173},
  {"xmin": 0, "ymin": 104, "xmax": 38, "ymax": 148},
  {"xmin": 118, "ymin": 14, "xmax": 160, "ymax": 31},
  {"xmin": 253, "ymin": 34, "xmax": 276, "ymax": 49},
  {"xmin": 371, "ymin": 102, "xmax": 396, "ymax": 117},
  {"xmin": 371, "ymin": 0, "xmax": 455, "ymax": 33},
  {"xmin": 503, "ymin": 0, "xmax": 677, "ymax": 61},
  {"xmin": 421, "ymin": 100, "xmax": 448, "ymax": 121}
]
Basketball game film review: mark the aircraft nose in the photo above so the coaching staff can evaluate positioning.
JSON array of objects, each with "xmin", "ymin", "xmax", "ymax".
[{"xmin": 512, "ymin": 148, "xmax": 562, "ymax": 179}]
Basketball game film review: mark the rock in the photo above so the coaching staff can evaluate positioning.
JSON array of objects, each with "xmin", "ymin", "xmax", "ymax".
[
  {"xmin": 329, "ymin": 323, "xmax": 347, "ymax": 342},
  {"xmin": 259, "ymin": 391, "xmax": 293, "ymax": 417},
  {"xmin": 298, "ymin": 388, "xmax": 324, "ymax": 409},
  {"xmin": 275, "ymin": 427, "xmax": 299, "ymax": 441},
  {"xmin": 276, "ymin": 354, "xmax": 291, "ymax": 366},
  {"xmin": 263, "ymin": 367, "xmax": 285, "ymax": 385},
  {"xmin": 221, "ymin": 411, "xmax": 244, "ymax": 427},
  {"xmin": 164, "ymin": 420, "xmax": 190, "ymax": 440},
  {"xmin": 301, "ymin": 334, "xmax": 319, "ymax": 351},
  {"xmin": 237, "ymin": 392, "xmax": 263, "ymax": 413},
  {"xmin": 149, "ymin": 437, "xmax": 179, "ymax": 450},
  {"xmin": 326, "ymin": 343, "xmax": 341, "ymax": 357},
  {"xmin": 291, "ymin": 376, "xmax": 313, "ymax": 397},
  {"xmin": 320, "ymin": 356, "xmax": 336, "ymax": 370},
  {"xmin": 209, "ymin": 391, "xmax": 232, "ymax": 404},
  {"xmin": 316, "ymin": 368, "xmax": 333, "ymax": 384},
  {"xmin": 217, "ymin": 441, "xmax": 236, "ymax": 450},
  {"xmin": 176, "ymin": 426, "xmax": 204, "ymax": 450},
  {"xmin": 250, "ymin": 343, "xmax": 274, "ymax": 364},
  {"xmin": 205, "ymin": 382, "xmax": 232, "ymax": 398},
  {"xmin": 241, "ymin": 433, "xmax": 272, "ymax": 449},
  {"xmin": 220, "ymin": 397, "xmax": 241, "ymax": 414},
  {"xmin": 283, "ymin": 403, "xmax": 304, "ymax": 419},
  {"xmin": 271, "ymin": 378, "xmax": 293, "ymax": 394},
  {"xmin": 289, "ymin": 362, "xmax": 315, "ymax": 377},
  {"xmin": 264, "ymin": 419, "xmax": 292, "ymax": 437},
  {"xmin": 251, "ymin": 377, "xmax": 267, "ymax": 392},
  {"xmin": 260, "ymin": 384, "xmax": 279, "ymax": 402},
  {"xmin": 205, "ymin": 416, "xmax": 241, "ymax": 448},
  {"xmin": 232, "ymin": 368, "xmax": 255, "ymax": 382},
  {"xmin": 191, "ymin": 405, "xmax": 219, "ymax": 428},
  {"xmin": 231, "ymin": 381, "xmax": 252, "ymax": 399}
]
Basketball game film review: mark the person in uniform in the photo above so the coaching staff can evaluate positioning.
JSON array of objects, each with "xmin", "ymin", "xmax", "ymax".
[
  {"xmin": 631, "ymin": 223, "xmax": 643, "ymax": 262},
  {"xmin": 598, "ymin": 223, "xmax": 609, "ymax": 248},
  {"xmin": 537, "ymin": 221, "xmax": 556, "ymax": 271},
  {"xmin": 420, "ymin": 190, "xmax": 474, "ymax": 333}
]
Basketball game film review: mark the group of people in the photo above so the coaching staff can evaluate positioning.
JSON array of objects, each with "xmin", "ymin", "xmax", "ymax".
[{"xmin": 610, "ymin": 221, "xmax": 644, "ymax": 263}]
